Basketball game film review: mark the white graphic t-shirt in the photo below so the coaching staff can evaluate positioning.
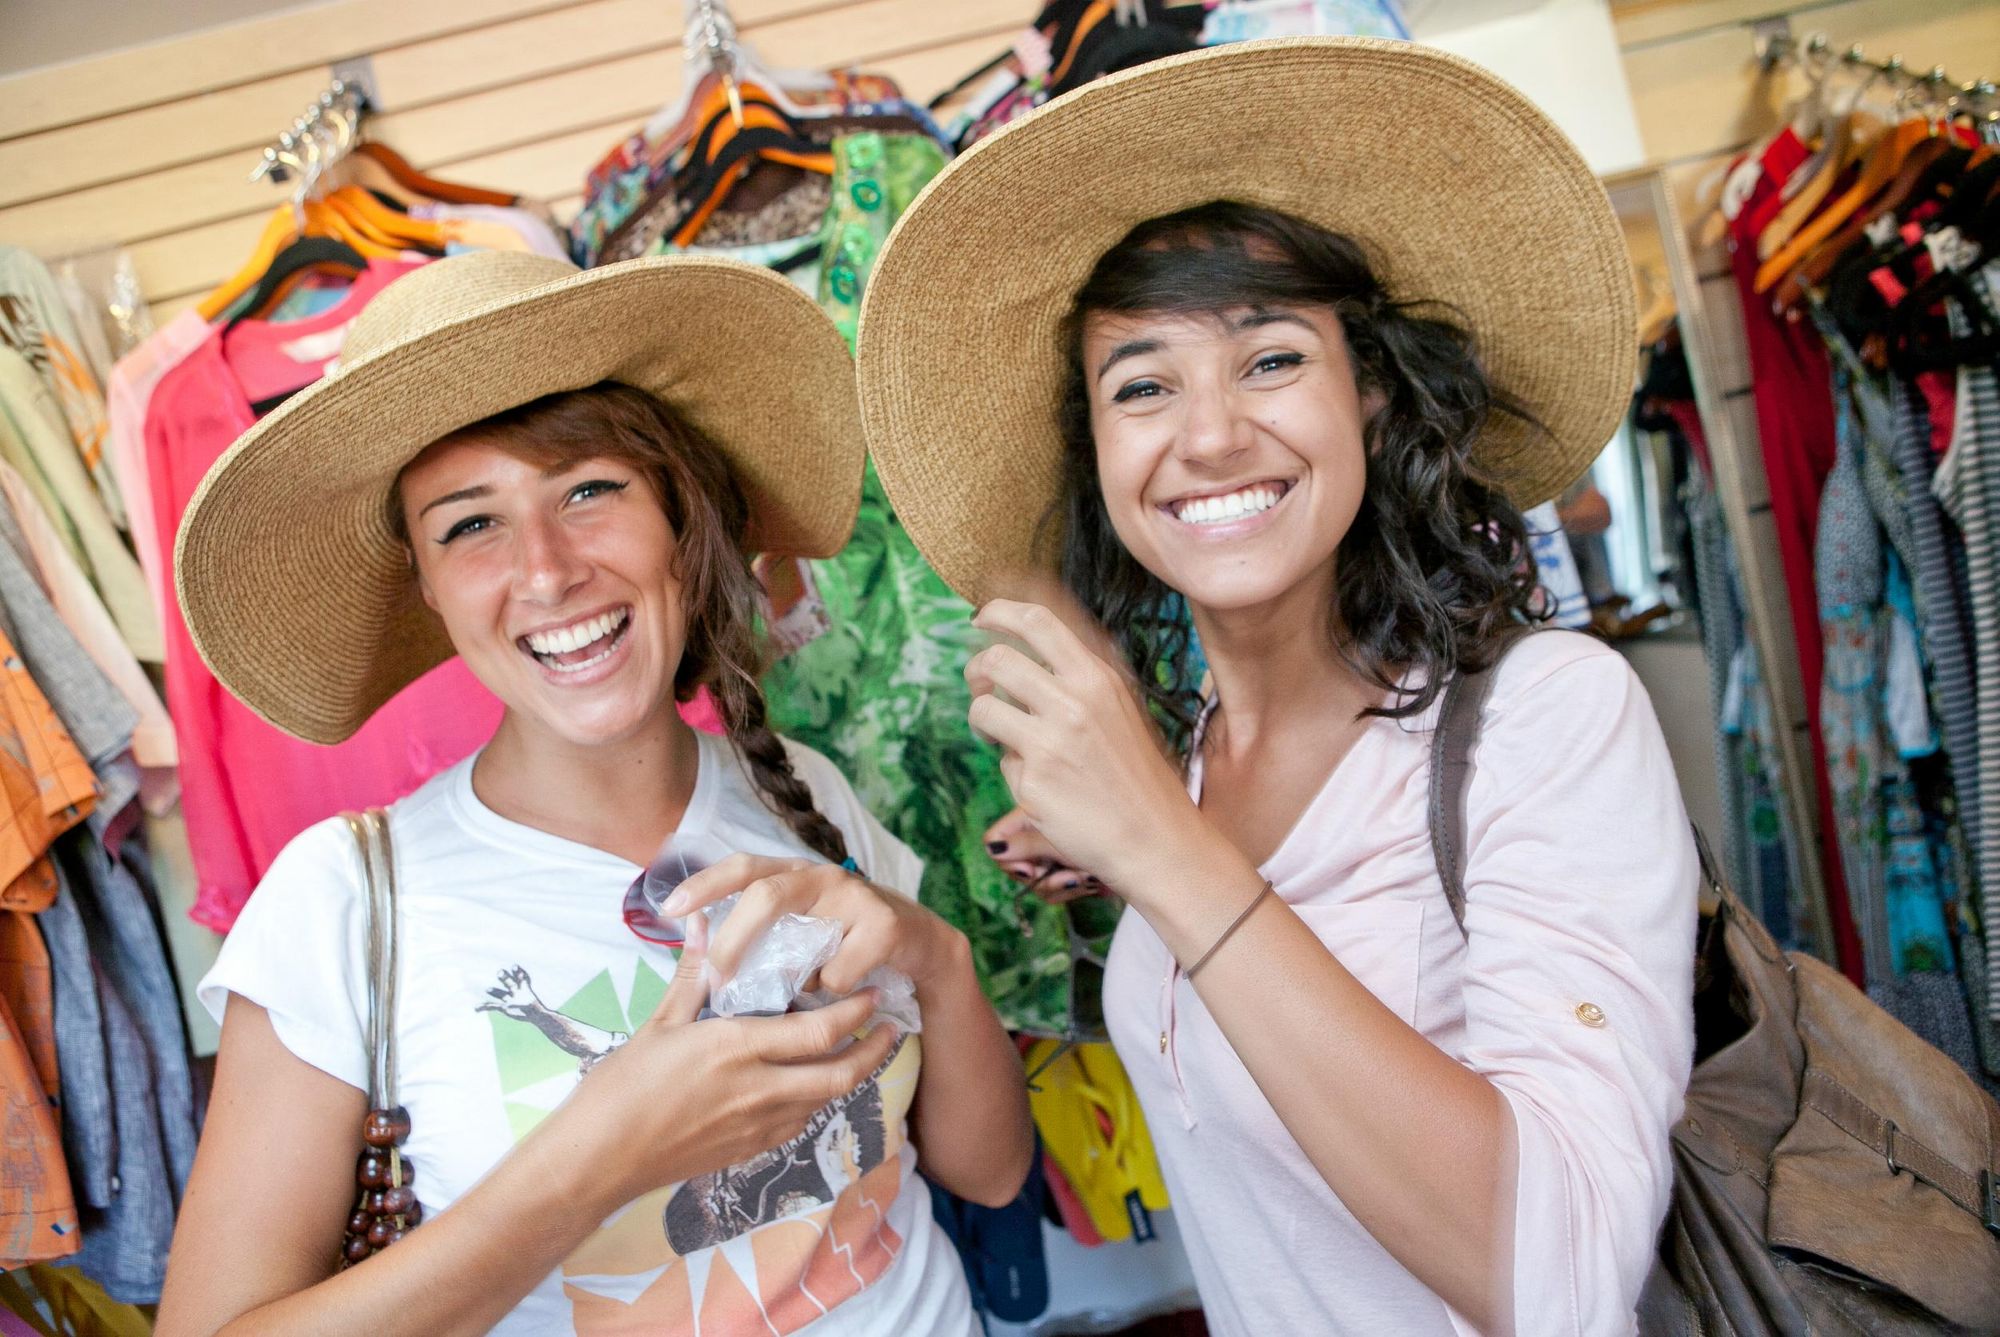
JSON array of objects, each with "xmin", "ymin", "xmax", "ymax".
[{"xmin": 199, "ymin": 730, "xmax": 976, "ymax": 1336}]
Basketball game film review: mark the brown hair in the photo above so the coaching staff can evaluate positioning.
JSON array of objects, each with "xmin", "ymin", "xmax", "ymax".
[{"xmin": 396, "ymin": 381, "xmax": 854, "ymax": 867}]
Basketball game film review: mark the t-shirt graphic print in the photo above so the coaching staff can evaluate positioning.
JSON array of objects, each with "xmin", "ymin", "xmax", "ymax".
[
  {"xmin": 474, "ymin": 954, "xmax": 922, "ymax": 1332},
  {"xmin": 200, "ymin": 730, "xmax": 974, "ymax": 1336}
]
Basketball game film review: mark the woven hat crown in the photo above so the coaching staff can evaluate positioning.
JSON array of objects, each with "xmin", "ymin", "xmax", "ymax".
[{"xmin": 342, "ymin": 251, "xmax": 580, "ymax": 366}]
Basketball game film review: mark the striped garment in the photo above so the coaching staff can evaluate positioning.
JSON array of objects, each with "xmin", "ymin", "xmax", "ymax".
[{"xmin": 1936, "ymin": 268, "xmax": 2000, "ymax": 1019}]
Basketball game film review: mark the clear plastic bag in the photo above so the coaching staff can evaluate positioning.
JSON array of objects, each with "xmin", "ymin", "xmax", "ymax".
[{"xmin": 635, "ymin": 834, "xmax": 921, "ymax": 1033}]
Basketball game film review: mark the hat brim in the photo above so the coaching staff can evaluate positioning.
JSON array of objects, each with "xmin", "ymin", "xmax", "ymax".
[
  {"xmin": 856, "ymin": 36, "xmax": 1636, "ymax": 606},
  {"xmin": 177, "ymin": 255, "xmax": 863, "ymax": 745}
]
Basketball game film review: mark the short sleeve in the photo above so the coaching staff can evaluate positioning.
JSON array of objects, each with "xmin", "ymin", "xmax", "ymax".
[
  {"xmin": 195, "ymin": 816, "xmax": 370, "ymax": 1091},
  {"xmin": 1452, "ymin": 634, "xmax": 1697, "ymax": 1336},
  {"xmin": 780, "ymin": 738, "xmax": 926, "ymax": 900}
]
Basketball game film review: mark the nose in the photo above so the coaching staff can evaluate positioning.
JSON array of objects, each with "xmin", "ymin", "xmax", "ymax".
[
  {"xmin": 512, "ymin": 513, "xmax": 590, "ymax": 606},
  {"xmin": 1174, "ymin": 377, "xmax": 1254, "ymax": 471}
]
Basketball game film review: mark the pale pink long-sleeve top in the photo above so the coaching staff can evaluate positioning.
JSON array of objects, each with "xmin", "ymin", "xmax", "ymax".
[{"xmin": 1103, "ymin": 631, "xmax": 1697, "ymax": 1336}]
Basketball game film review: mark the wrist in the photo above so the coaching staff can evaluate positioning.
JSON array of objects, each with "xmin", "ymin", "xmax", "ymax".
[
  {"xmin": 911, "ymin": 917, "xmax": 973, "ymax": 992},
  {"xmin": 1113, "ymin": 823, "xmax": 1251, "ymax": 914}
]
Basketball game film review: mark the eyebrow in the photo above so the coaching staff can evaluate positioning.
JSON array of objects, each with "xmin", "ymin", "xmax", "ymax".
[
  {"xmin": 1094, "ymin": 309, "xmax": 1317, "ymax": 382},
  {"xmin": 1233, "ymin": 309, "xmax": 1314, "ymax": 333},
  {"xmin": 415, "ymin": 459, "xmax": 597, "ymax": 519},
  {"xmin": 1096, "ymin": 338, "xmax": 1161, "ymax": 380},
  {"xmin": 418, "ymin": 484, "xmax": 489, "ymax": 519}
]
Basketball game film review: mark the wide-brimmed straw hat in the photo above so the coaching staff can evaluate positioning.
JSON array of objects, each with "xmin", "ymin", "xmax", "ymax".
[
  {"xmin": 176, "ymin": 250, "xmax": 863, "ymax": 745},
  {"xmin": 856, "ymin": 36, "xmax": 1637, "ymax": 605}
]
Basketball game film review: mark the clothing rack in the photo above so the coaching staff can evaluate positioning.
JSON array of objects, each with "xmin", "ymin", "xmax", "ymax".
[
  {"xmin": 246, "ymin": 80, "xmax": 370, "ymax": 215},
  {"xmin": 685, "ymin": 0, "xmax": 746, "ymax": 126},
  {"xmin": 1756, "ymin": 30, "xmax": 1997, "ymax": 124}
]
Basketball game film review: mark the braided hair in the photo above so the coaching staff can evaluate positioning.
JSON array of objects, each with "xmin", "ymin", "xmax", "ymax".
[{"xmin": 400, "ymin": 382, "xmax": 853, "ymax": 867}]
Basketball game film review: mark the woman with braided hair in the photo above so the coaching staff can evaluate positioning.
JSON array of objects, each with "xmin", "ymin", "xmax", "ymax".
[{"xmin": 156, "ymin": 253, "xmax": 1028, "ymax": 1336}]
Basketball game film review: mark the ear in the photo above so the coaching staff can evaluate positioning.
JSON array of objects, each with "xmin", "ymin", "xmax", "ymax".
[{"xmin": 408, "ymin": 547, "xmax": 439, "ymax": 614}]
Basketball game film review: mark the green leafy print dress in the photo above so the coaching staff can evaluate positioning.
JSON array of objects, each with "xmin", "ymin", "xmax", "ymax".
[{"xmin": 763, "ymin": 132, "xmax": 1098, "ymax": 1035}]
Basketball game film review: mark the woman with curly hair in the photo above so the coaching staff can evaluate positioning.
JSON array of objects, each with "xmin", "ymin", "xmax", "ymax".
[{"xmin": 857, "ymin": 39, "xmax": 1696, "ymax": 1336}]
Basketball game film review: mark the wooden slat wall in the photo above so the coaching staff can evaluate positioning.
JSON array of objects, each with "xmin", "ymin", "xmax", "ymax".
[{"xmin": 0, "ymin": 0, "xmax": 1037, "ymax": 322}]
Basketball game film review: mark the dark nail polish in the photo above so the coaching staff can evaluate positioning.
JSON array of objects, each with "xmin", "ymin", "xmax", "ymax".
[
  {"xmin": 1060, "ymin": 877, "xmax": 1081, "ymax": 890},
  {"xmin": 986, "ymin": 840, "xmax": 1008, "ymax": 854}
]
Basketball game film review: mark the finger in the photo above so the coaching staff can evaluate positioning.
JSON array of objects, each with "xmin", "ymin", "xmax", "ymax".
[
  {"xmin": 704, "ymin": 867, "xmax": 829, "ymax": 982},
  {"xmin": 968, "ymin": 692, "xmax": 1036, "ymax": 755},
  {"xmin": 652, "ymin": 914, "xmax": 711, "ymax": 1025},
  {"xmin": 972, "ymin": 600, "xmax": 1096, "ymax": 680},
  {"xmin": 662, "ymin": 852, "xmax": 808, "ymax": 917},
  {"xmin": 986, "ymin": 820, "xmax": 1065, "ymax": 866},
  {"xmin": 964, "ymin": 643, "xmax": 1067, "ymax": 718},
  {"xmin": 984, "ymin": 807, "xmax": 1036, "ymax": 848},
  {"xmin": 983, "ymin": 572, "xmax": 1127, "ymax": 669},
  {"xmin": 1036, "ymin": 876, "xmax": 1104, "ymax": 906},
  {"xmin": 817, "ymin": 916, "xmax": 896, "ymax": 997},
  {"xmin": 799, "ymin": 1018, "xmax": 902, "ymax": 1102},
  {"xmin": 751, "ymin": 989, "xmax": 880, "ymax": 1062}
]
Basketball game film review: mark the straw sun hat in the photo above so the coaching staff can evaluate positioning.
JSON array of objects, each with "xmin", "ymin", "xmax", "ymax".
[
  {"xmin": 176, "ymin": 251, "xmax": 863, "ymax": 746},
  {"xmin": 856, "ymin": 36, "xmax": 1638, "ymax": 605}
]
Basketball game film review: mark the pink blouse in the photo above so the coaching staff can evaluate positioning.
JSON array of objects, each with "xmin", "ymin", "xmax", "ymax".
[{"xmin": 1103, "ymin": 631, "xmax": 1697, "ymax": 1336}]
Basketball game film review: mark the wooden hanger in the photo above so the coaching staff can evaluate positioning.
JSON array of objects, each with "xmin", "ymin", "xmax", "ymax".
[
  {"xmin": 1755, "ymin": 115, "xmax": 1929, "ymax": 293},
  {"xmin": 1755, "ymin": 56, "xmax": 1896, "ymax": 260}
]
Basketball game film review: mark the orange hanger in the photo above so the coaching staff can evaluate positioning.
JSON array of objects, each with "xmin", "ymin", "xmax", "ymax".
[
  {"xmin": 351, "ymin": 141, "xmax": 517, "ymax": 207},
  {"xmin": 326, "ymin": 185, "xmax": 449, "ymax": 251},
  {"xmin": 1755, "ymin": 114, "xmax": 1930, "ymax": 292},
  {"xmin": 200, "ymin": 209, "xmax": 300, "ymax": 320}
]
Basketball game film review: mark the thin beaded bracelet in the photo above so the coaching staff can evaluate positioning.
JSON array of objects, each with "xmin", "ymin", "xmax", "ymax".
[{"xmin": 1184, "ymin": 880, "xmax": 1275, "ymax": 980}]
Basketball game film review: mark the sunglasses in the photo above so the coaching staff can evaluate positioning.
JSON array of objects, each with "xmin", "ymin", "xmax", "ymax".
[
  {"xmin": 622, "ymin": 836, "xmax": 730, "ymax": 948},
  {"xmin": 1017, "ymin": 868, "xmax": 1120, "ymax": 1086}
]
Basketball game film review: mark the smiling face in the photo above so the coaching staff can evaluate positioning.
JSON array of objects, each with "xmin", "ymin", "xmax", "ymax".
[
  {"xmin": 399, "ymin": 432, "xmax": 690, "ymax": 751},
  {"xmin": 1081, "ymin": 302, "xmax": 1372, "ymax": 618}
]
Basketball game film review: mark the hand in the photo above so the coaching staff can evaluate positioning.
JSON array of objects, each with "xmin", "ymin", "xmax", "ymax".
[
  {"xmin": 966, "ymin": 598, "xmax": 1201, "ymax": 896},
  {"xmin": 985, "ymin": 808, "xmax": 1103, "ymax": 905},
  {"xmin": 555, "ymin": 916, "xmax": 902, "ymax": 1215},
  {"xmin": 665, "ymin": 854, "xmax": 968, "ymax": 994}
]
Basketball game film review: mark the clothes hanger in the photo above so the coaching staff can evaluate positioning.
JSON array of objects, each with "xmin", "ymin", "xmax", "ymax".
[
  {"xmin": 220, "ymin": 235, "xmax": 369, "ymax": 329},
  {"xmin": 1755, "ymin": 95, "xmax": 1939, "ymax": 293},
  {"xmin": 349, "ymin": 141, "xmax": 517, "ymax": 208},
  {"xmin": 1754, "ymin": 53, "xmax": 1895, "ymax": 262},
  {"xmin": 1781, "ymin": 136, "xmax": 1976, "ymax": 314}
]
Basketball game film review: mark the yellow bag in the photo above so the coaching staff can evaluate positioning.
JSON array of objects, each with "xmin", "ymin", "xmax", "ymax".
[
  {"xmin": 1024, "ymin": 1039, "xmax": 1170, "ymax": 1244},
  {"xmin": 0, "ymin": 1266, "xmax": 152, "ymax": 1337}
]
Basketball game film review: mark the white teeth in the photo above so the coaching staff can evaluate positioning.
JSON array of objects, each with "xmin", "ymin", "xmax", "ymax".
[
  {"xmin": 1173, "ymin": 485, "xmax": 1284, "ymax": 526},
  {"xmin": 524, "ymin": 609, "xmax": 627, "ymax": 657}
]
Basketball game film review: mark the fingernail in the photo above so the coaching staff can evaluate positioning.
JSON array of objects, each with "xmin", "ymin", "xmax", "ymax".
[
  {"xmin": 986, "ymin": 840, "xmax": 1008, "ymax": 854},
  {"xmin": 660, "ymin": 890, "xmax": 689, "ymax": 916},
  {"xmin": 1060, "ymin": 878, "xmax": 1081, "ymax": 891}
]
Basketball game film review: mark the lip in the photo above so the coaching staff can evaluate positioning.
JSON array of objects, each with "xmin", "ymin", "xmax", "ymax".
[
  {"xmin": 1156, "ymin": 479, "xmax": 1297, "ymax": 538},
  {"xmin": 513, "ymin": 601, "xmax": 631, "ymax": 643},
  {"xmin": 1159, "ymin": 477, "xmax": 1295, "ymax": 508},
  {"xmin": 517, "ymin": 603, "xmax": 634, "ymax": 688}
]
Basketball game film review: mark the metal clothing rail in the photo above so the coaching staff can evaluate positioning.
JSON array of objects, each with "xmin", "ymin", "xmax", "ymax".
[
  {"xmin": 247, "ymin": 79, "xmax": 370, "ymax": 213},
  {"xmin": 1757, "ymin": 28, "xmax": 1998, "ymax": 124}
]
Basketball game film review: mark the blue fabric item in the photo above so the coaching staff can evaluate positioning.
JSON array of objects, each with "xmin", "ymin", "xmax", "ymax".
[
  {"xmin": 43, "ymin": 830, "xmax": 198, "ymax": 1304},
  {"xmin": 928, "ymin": 1148, "xmax": 1049, "ymax": 1324}
]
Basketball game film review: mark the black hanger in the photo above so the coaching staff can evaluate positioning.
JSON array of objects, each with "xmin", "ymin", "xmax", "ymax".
[{"xmin": 222, "ymin": 235, "xmax": 369, "ymax": 332}]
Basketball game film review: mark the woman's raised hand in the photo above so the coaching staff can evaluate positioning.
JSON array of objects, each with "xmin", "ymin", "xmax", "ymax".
[
  {"xmin": 984, "ymin": 807, "xmax": 1103, "ymax": 905},
  {"xmin": 965, "ymin": 598, "xmax": 1198, "ymax": 896},
  {"xmin": 552, "ymin": 914, "xmax": 901, "ymax": 1215}
]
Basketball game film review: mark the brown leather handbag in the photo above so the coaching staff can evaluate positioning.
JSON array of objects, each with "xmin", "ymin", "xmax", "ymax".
[{"xmin": 1431, "ymin": 642, "xmax": 2000, "ymax": 1334}]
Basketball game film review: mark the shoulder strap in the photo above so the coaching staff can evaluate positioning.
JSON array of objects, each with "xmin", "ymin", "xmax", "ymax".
[
  {"xmin": 344, "ymin": 808, "xmax": 400, "ymax": 1111},
  {"xmin": 1428, "ymin": 629, "xmax": 1538, "ymax": 936}
]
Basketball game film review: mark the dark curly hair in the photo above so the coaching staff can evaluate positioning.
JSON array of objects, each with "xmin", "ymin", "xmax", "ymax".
[
  {"xmin": 1052, "ymin": 202, "xmax": 1549, "ymax": 752},
  {"xmin": 396, "ymin": 382, "xmax": 854, "ymax": 868}
]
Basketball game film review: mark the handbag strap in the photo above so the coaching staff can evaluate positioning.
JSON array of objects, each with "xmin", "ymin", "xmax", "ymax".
[
  {"xmin": 343, "ymin": 808, "xmax": 400, "ymax": 1112},
  {"xmin": 1427, "ymin": 629, "xmax": 1535, "ymax": 937}
]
